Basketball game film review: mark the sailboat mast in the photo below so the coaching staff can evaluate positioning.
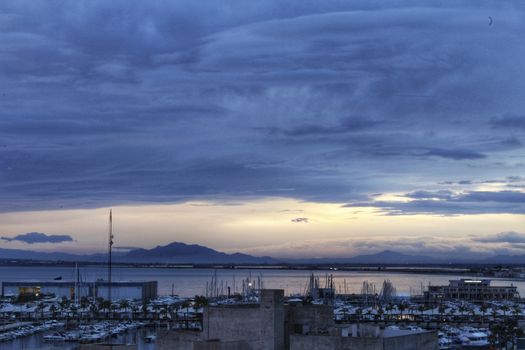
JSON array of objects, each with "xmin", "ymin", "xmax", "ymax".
[
  {"xmin": 108, "ymin": 209, "xmax": 113, "ymax": 304},
  {"xmin": 75, "ymin": 262, "xmax": 79, "ymax": 305}
]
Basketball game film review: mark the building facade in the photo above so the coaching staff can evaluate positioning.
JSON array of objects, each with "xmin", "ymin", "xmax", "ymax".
[
  {"xmin": 157, "ymin": 289, "xmax": 437, "ymax": 350},
  {"xmin": 424, "ymin": 279, "xmax": 519, "ymax": 303},
  {"xmin": 1, "ymin": 280, "xmax": 157, "ymax": 302}
]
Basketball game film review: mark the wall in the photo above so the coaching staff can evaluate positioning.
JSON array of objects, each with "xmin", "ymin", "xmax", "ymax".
[
  {"xmin": 290, "ymin": 331, "xmax": 438, "ymax": 350},
  {"xmin": 383, "ymin": 332, "xmax": 438, "ymax": 350},
  {"xmin": 158, "ymin": 290, "xmax": 284, "ymax": 350},
  {"xmin": 96, "ymin": 286, "xmax": 143, "ymax": 301},
  {"xmin": 157, "ymin": 329, "xmax": 203, "ymax": 350},
  {"xmin": 290, "ymin": 335, "xmax": 383, "ymax": 350},
  {"xmin": 204, "ymin": 305, "xmax": 262, "ymax": 343},
  {"xmin": 288, "ymin": 304, "xmax": 333, "ymax": 334}
]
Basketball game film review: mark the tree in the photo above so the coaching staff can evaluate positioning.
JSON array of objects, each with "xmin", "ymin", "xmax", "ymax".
[
  {"xmin": 101, "ymin": 300, "xmax": 112, "ymax": 317},
  {"xmin": 418, "ymin": 305, "xmax": 425, "ymax": 321},
  {"xmin": 385, "ymin": 304, "xmax": 393, "ymax": 321},
  {"xmin": 458, "ymin": 304, "xmax": 466, "ymax": 320},
  {"xmin": 398, "ymin": 303, "xmax": 407, "ymax": 321},
  {"xmin": 490, "ymin": 318, "xmax": 524, "ymax": 349},
  {"xmin": 501, "ymin": 304, "xmax": 510, "ymax": 318},
  {"xmin": 480, "ymin": 303, "xmax": 488, "ymax": 324},
  {"xmin": 193, "ymin": 295, "xmax": 208, "ymax": 309},
  {"xmin": 119, "ymin": 299, "xmax": 130, "ymax": 311},
  {"xmin": 438, "ymin": 305, "xmax": 446, "ymax": 322},
  {"xmin": 50, "ymin": 304, "xmax": 58, "ymax": 319}
]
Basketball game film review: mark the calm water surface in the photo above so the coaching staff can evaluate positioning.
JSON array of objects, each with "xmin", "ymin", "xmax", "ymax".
[
  {"xmin": 1, "ymin": 266, "xmax": 524, "ymax": 297},
  {"xmin": 1, "ymin": 328, "xmax": 156, "ymax": 350}
]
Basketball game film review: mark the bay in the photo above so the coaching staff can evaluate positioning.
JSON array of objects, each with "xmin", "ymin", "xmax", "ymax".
[{"xmin": 1, "ymin": 266, "xmax": 524, "ymax": 297}]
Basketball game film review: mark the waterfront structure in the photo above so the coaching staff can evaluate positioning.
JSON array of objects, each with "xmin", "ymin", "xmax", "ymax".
[
  {"xmin": 424, "ymin": 279, "xmax": 519, "ymax": 303},
  {"xmin": 157, "ymin": 289, "xmax": 437, "ymax": 350},
  {"xmin": 1, "ymin": 280, "xmax": 157, "ymax": 302}
]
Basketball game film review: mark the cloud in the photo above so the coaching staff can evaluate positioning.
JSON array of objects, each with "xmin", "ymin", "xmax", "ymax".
[
  {"xmin": 344, "ymin": 190, "xmax": 525, "ymax": 215},
  {"xmin": 282, "ymin": 117, "xmax": 382, "ymax": 136},
  {"xmin": 404, "ymin": 190, "xmax": 455, "ymax": 200},
  {"xmin": 490, "ymin": 115, "xmax": 525, "ymax": 130},
  {"xmin": 0, "ymin": 1, "xmax": 524, "ymax": 213},
  {"xmin": 473, "ymin": 231, "xmax": 525, "ymax": 244},
  {"xmin": 291, "ymin": 217, "xmax": 309, "ymax": 223},
  {"xmin": 422, "ymin": 148, "xmax": 486, "ymax": 160},
  {"xmin": 113, "ymin": 246, "xmax": 141, "ymax": 251},
  {"xmin": 1, "ymin": 232, "xmax": 74, "ymax": 244},
  {"xmin": 244, "ymin": 232, "xmax": 525, "ymax": 260}
]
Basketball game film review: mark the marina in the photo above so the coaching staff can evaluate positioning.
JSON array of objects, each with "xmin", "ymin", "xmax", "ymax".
[{"xmin": 1, "ymin": 268, "xmax": 525, "ymax": 348}]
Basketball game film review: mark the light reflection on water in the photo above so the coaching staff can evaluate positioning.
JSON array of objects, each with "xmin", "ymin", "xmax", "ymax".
[
  {"xmin": 1, "ymin": 329, "xmax": 156, "ymax": 350},
  {"xmin": 1, "ymin": 266, "xmax": 524, "ymax": 297}
]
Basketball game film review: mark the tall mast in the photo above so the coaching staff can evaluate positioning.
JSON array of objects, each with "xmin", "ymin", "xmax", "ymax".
[
  {"xmin": 75, "ymin": 262, "xmax": 79, "ymax": 305},
  {"xmin": 108, "ymin": 209, "xmax": 113, "ymax": 304}
]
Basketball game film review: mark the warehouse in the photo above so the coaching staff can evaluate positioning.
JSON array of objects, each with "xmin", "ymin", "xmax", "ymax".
[{"xmin": 1, "ymin": 280, "xmax": 157, "ymax": 302}]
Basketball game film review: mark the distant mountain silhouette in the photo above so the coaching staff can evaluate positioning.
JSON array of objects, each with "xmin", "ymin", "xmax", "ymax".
[
  {"xmin": 483, "ymin": 254, "xmax": 525, "ymax": 265},
  {"xmin": 0, "ymin": 243, "xmax": 524, "ymax": 265},
  {"xmin": 121, "ymin": 242, "xmax": 275, "ymax": 264},
  {"xmin": 0, "ymin": 247, "xmax": 81, "ymax": 261}
]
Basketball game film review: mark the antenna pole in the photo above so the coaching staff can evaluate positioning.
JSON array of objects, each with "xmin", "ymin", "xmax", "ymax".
[{"xmin": 108, "ymin": 209, "xmax": 113, "ymax": 309}]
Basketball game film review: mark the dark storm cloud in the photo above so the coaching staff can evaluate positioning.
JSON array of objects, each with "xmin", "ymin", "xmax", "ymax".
[
  {"xmin": 282, "ymin": 117, "xmax": 382, "ymax": 136},
  {"xmin": 1, "ymin": 232, "xmax": 73, "ymax": 244},
  {"xmin": 421, "ymin": 148, "xmax": 487, "ymax": 160},
  {"xmin": 0, "ymin": 0, "xmax": 524, "ymax": 213},
  {"xmin": 490, "ymin": 115, "xmax": 525, "ymax": 130}
]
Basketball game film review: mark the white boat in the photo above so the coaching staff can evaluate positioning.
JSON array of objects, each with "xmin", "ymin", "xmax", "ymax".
[
  {"xmin": 43, "ymin": 332, "xmax": 66, "ymax": 341},
  {"xmin": 144, "ymin": 334, "xmax": 156, "ymax": 343},
  {"xmin": 438, "ymin": 332, "xmax": 452, "ymax": 349},
  {"xmin": 461, "ymin": 331, "xmax": 489, "ymax": 347}
]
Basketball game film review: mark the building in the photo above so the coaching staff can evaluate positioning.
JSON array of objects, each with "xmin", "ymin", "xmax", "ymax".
[
  {"xmin": 1, "ymin": 280, "xmax": 157, "ymax": 302},
  {"xmin": 424, "ymin": 279, "xmax": 519, "ymax": 303},
  {"xmin": 157, "ymin": 289, "xmax": 437, "ymax": 350}
]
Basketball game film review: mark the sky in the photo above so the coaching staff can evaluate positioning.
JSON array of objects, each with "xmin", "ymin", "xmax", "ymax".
[{"xmin": 0, "ymin": 0, "xmax": 524, "ymax": 259}]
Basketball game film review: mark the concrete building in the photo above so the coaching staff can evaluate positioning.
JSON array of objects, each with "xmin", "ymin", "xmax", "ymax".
[
  {"xmin": 157, "ymin": 289, "xmax": 437, "ymax": 350},
  {"xmin": 290, "ymin": 325, "xmax": 438, "ymax": 350},
  {"xmin": 1, "ymin": 280, "xmax": 157, "ymax": 302},
  {"xmin": 424, "ymin": 279, "xmax": 519, "ymax": 303}
]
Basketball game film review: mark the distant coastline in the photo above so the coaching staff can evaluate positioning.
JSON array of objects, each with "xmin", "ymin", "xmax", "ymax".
[{"xmin": 2, "ymin": 259, "xmax": 525, "ymax": 281}]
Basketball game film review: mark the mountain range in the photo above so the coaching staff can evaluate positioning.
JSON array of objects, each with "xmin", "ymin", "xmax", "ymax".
[{"xmin": 0, "ymin": 242, "xmax": 524, "ymax": 265}]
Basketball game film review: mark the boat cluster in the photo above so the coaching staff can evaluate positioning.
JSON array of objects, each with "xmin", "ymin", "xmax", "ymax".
[
  {"xmin": 43, "ymin": 320, "xmax": 146, "ymax": 343},
  {"xmin": 0, "ymin": 320, "xmax": 64, "ymax": 342},
  {"xmin": 438, "ymin": 326, "xmax": 490, "ymax": 349},
  {"xmin": 332, "ymin": 298, "xmax": 525, "ymax": 322}
]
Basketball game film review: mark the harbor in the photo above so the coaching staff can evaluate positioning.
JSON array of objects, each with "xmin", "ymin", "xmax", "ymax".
[{"xmin": 1, "ymin": 270, "xmax": 525, "ymax": 349}]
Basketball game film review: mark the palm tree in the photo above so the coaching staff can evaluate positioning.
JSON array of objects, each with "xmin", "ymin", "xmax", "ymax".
[
  {"xmin": 501, "ymin": 304, "xmax": 510, "ymax": 319},
  {"xmin": 376, "ymin": 306, "xmax": 384, "ymax": 321},
  {"xmin": 385, "ymin": 304, "xmax": 393, "ymax": 321},
  {"xmin": 355, "ymin": 307, "xmax": 363, "ymax": 323},
  {"xmin": 398, "ymin": 303, "xmax": 407, "ymax": 321},
  {"xmin": 513, "ymin": 305, "xmax": 521, "ymax": 318},
  {"xmin": 418, "ymin": 305, "xmax": 425, "ymax": 321},
  {"xmin": 50, "ymin": 304, "xmax": 58, "ymax": 319},
  {"xmin": 101, "ymin": 300, "xmax": 112, "ymax": 318},
  {"xmin": 458, "ymin": 304, "xmax": 467, "ymax": 322},
  {"xmin": 35, "ymin": 303, "xmax": 44, "ymax": 319},
  {"xmin": 480, "ymin": 303, "xmax": 488, "ymax": 324},
  {"xmin": 438, "ymin": 305, "xmax": 446, "ymax": 322},
  {"xmin": 366, "ymin": 309, "xmax": 373, "ymax": 320}
]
